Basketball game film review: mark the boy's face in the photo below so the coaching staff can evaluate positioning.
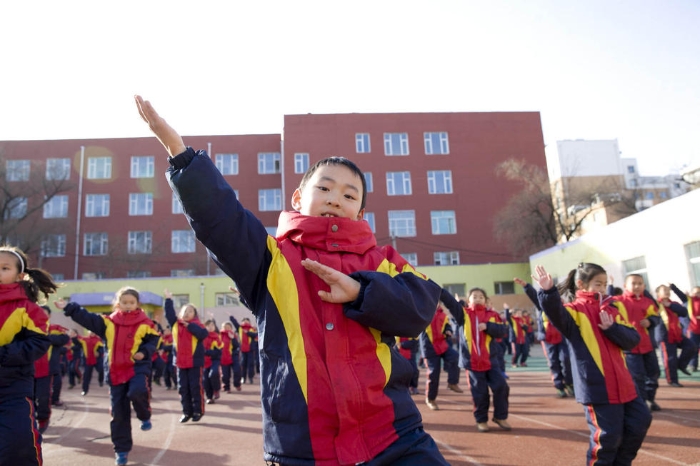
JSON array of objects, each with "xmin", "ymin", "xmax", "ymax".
[
  {"xmin": 291, "ymin": 164, "xmax": 364, "ymax": 220},
  {"xmin": 625, "ymin": 275, "xmax": 645, "ymax": 296},
  {"xmin": 656, "ymin": 286, "xmax": 670, "ymax": 300}
]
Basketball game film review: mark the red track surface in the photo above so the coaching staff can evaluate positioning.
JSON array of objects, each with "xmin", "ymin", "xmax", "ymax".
[{"xmin": 41, "ymin": 349, "xmax": 700, "ymax": 465}]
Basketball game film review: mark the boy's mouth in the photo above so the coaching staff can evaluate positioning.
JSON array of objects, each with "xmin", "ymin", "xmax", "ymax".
[{"xmin": 321, "ymin": 213, "xmax": 338, "ymax": 217}]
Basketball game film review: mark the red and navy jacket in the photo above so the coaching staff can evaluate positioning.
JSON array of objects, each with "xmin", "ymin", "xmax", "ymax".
[
  {"xmin": 656, "ymin": 299, "xmax": 687, "ymax": 344},
  {"xmin": 396, "ymin": 337, "xmax": 418, "ymax": 360},
  {"xmin": 520, "ymin": 283, "xmax": 564, "ymax": 345},
  {"xmin": 76, "ymin": 334, "xmax": 104, "ymax": 366},
  {"xmin": 203, "ymin": 331, "xmax": 223, "ymax": 368},
  {"xmin": 168, "ymin": 147, "xmax": 441, "ymax": 466},
  {"xmin": 613, "ymin": 291, "xmax": 660, "ymax": 354},
  {"xmin": 220, "ymin": 328, "xmax": 240, "ymax": 366},
  {"xmin": 63, "ymin": 303, "xmax": 160, "ymax": 386},
  {"xmin": 505, "ymin": 308, "xmax": 527, "ymax": 344},
  {"xmin": 163, "ymin": 298, "xmax": 208, "ymax": 369},
  {"xmin": 538, "ymin": 287, "xmax": 640, "ymax": 405},
  {"xmin": 671, "ymin": 283, "xmax": 700, "ymax": 335},
  {"xmin": 0, "ymin": 283, "xmax": 50, "ymax": 398},
  {"xmin": 47, "ymin": 324, "xmax": 70, "ymax": 375},
  {"xmin": 440, "ymin": 288, "xmax": 507, "ymax": 372},
  {"xmin": 230, "ymin": 316, "xmax": 257, "ymax": 353},
  {"xmin": 419, "ymin": 307, "xmax": 452, "ymax": 358}
]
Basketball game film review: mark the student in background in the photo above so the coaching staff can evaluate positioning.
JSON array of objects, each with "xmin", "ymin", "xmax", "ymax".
[
  {"xmin": 35, "ymin": 305, "xmax": 70, "ymax": 434},
  {"xmin": 203, "ymin": 319, "xmax": 223, "ymax": 404},
  {"xmin": 670, "ymin": 284, "xmax": 700, "ymax": 372},
  {"xmin": 75, "ymin": 331, "xmax": 105, "ymax": 395},
  {"xmin": 397, "ymin": 336, "xmax": 420, "ymax": 395},
  {"xmin": 47, "ymin": 311, "xmax": 70, "ymax": 409},
  {"xmin": 221, "ymin": 320, "xmax": 242, "ymax": 393},
  {"xmin": 654, "ymin": 284, "xmax": 696, "ymax": 386}
]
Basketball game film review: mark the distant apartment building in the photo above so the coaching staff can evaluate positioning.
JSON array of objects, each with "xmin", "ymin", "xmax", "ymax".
[{"xmin": 1, "ymin": 111, "xmax": 546, "ymax": 281}]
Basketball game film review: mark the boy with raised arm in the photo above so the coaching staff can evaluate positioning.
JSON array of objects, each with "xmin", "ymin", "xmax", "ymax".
[{"xmin": 135, "ymin": 96, "xmax": 448, "ymax": 465}]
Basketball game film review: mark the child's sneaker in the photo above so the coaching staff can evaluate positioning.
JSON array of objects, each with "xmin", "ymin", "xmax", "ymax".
[
  {"xmin": 425, "ymin": 399, "xmax": 439, "ymax": 410},
  {"xmin": 555, "ymin": 388, "xmax": 567, "ymax": 398},
  {"xmin": 476, "ymin": 422, "xmax": 489, "ymax": 432},
  {"xmin": 140, "ymin": 420, "xmax": 152, "ymax": 431},
  {"xmin": 447, "ymin": 383, "xmax": 463, "ymax": 393},
  {"xmin": 115, "ymin": 452, "xmax": 128, "ymax": 465},
  {"xmin": 492, "ymin": 418, "xmax": 512, "ymax": 431},
  {"xmin": 564, "ymin": 385, "xmax": 575, "ymax": 397},
  {"xmin": 214, "ymin": 391, "xmax": 220, "ymax": 400}
]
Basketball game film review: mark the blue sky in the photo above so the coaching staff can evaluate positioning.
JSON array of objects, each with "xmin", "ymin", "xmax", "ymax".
[{"xmin": 1, "ymin": 0, "xmax": 698, "ymax": 175}]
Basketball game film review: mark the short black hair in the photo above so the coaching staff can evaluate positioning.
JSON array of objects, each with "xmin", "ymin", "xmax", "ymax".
[{"xmin": 298, "ymin": 157, "xmax": 367, "ymax": 210}]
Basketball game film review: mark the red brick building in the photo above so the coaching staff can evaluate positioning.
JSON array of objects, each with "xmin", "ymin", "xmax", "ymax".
[{"xmin": 1, "ymin": 111, "xmax": 546, "ymax": 280}]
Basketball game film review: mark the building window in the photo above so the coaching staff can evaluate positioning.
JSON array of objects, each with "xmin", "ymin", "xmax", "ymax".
[
  {"xmin": 128, "ymin": 231, "xmax": 152, "ymax": 254},
  {"xmin": 434, "ymin": 251, "xmax": 460, "ymax": 266},
  {"xmin": 364, "ymin": 212, "xmax": 376, "ymax": 233},
  {"xmin": 87, "ymin": 157, "xmax": 112, "ymax": 179},
  {"xmin": 645, "ymin": 192, "xmax": 654, "ymax": 200},
  {"xmin": 627, "ymin": 165, "xmax": 635, "ymax": 174},
  {"xmin": 6, "ymin": 160, "xmax": 30, "ymax": 182},
  {"xmin": 82, "ymin": 272, "xmax": 105, "ymax": 280},
  {"xmin": 431, "ymin": 210, "xmax": 457, "ymax": 235},
  {"xmin": 356, "ymin": 133, "xmax": 371, "ymax": 153},
  {"xmin": 659, "ymin": 191, "xmax": 668, "ymax": 199},
  {"xmin": 216, "ymin": 153, "xmax": 239, "ymax": 175},
  {"xmin": 494, "ymin": 281, "xmax": 515, "ymax": 295},
  {"xmin": 402, "ymin": 253, "xmax": 418, "ymax": 267},
  {"xmin": 43, "ymin": 195, "xmax": 68, "ymax": 218},
  {"xmin": 259, "ymin": 189, "xmax": 282, "ymax": 211},
  {"xmin": 686, "ymin": 241, "xmax": 700, "ymax": 286},
  {"xmin": 258, "ymin": 152, "xmax": 281, "ymax": 174},
  {"xmin": 130, "ymin": 156, "xmax": 155, "ymax": 178},
  {"xmin": 622, "ymin": 256, "xmax": 648, "ymax": 287},
  {"xmin": 129, "ymin": 193, "xmax": 154, "ymax": 216},
  {"xmin": 84, "ymin": 232, "xmax": 108, "ymax": 256},
  {"xmin": 427, "ymin": 170, "xmax": 453, "ymax": 194},
  {"xmin": 388, "ymin": 210, "xmax": 416, "ymax": 237},
  {"xmin": 364, "ymin": 172, "xmax": 373, "ymax": 193},
  {"xmin": 216, "ymin": 292, "xmax": 241, "ymax": 306},
  {"xmin": 386, "ymin": 172, "xmax": 412, "ymax": 196},
  {"xmin": 172, "ymin": 192, "xmax": 184, "ymax": 214},
  {"xmin": 52, "ymin": 273, "xmax": 65, "ymax": 281},
  {"xmin": 128, "ymin": 271, "xmax": 151, "ymax": 278},
  {"xmin": 384, "ymin": 133, "xmax": 409, "ymax": 156},
  {"xmin": 424, "ymin": 132, "xmax": 449, "ymax": 155},
  {"xmin": 41, "ymin": 234, "xmax": 66, "ymax": 257},
  {"xmin": 171, "ymin": 269, "xmax": 195, "ymax": 277},
  {"xmin": 5, "ymin": 197, "xmax": 27, "ymax": 219},
  {"xmin": 172, "ymin": 230, "xmax": 196, "ymax": 253},
  {"xmin": 294, "ymin": 153, "xmax": 309, "ymax": 174},
  {"xmin": 85, "ymin": 194, "xmax": 110, "ymax": 217},
  {"xmin": 46, "ymin": 158, "xmax": 71, "ymax": 180}
]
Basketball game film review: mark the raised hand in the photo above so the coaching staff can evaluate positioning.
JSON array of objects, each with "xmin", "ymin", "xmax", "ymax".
[
  {"xmin": 164, "ymin": 288, "xmax": 172, "ymax": 299},
  {"xmin": 301, "ymin": 258, "xmax": 360, "ymax": 303},
  {"xmin": 532, "ymin": 265, "xmax": 554, "ymax": 290},
  {"xmin": 598, "ymin": 310, "xmax": 614, "ymax": 330},
  {"xmin": 513, "ymin": 277, "xmax": 527, "ymax": 287},
  {"xmin": 54, "ymin": 298, "xmax": 67, "ymax": 310},
  {"xmin": 134, "ymin": 95, "xmax": 187, "ymax": 157}
]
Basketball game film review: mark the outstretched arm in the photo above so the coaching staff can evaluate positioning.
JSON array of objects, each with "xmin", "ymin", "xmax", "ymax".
[{"xmin": 134, "ymin": 96, "xmax": 187, "ymax": 157}]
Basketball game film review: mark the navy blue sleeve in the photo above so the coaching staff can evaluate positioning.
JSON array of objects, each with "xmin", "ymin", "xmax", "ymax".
[
  {"xmin": 485, "ymin": 321, "xmax": 507, "ymax": 339},
  {"xmin": 137, "ymin": 332, "xmax": 160, "ymax": 361},
  {"xmin": 0, "ymin": 330, "xmax": 50, "ymax": 367},
  {"xmin": 438, "ymin": 286, "xmax": 465, "ymax": 327},
  {"xmin": 63, "ymin": 302, "xmax": 108, "ymax": 339},
  {"xmin": 523, "ymin": 284, "xmax": 541, "ymax": 310},
  {"xmin": 344, "ymin": 271, "xmax": 441, "ymax": 338},
  {"xmin": 537, "ymin": 287, "xmax": 579, "ymax": 340},
  {"xmin": 669, "ymin": 302, "xmax": 689, "ymax": 318},
  {"xmin": 50, "ymin": 333, "xmax": 70, "ymax": 347},
  {"xmin": 187, "ymin": 323, "xmax": 209, "ymax": 341},
  {"xmin": 670, "ymin": 283, "xmax": 688, "ymax": 304},
  {"xmin": 164, "ymin": 298, "xmax": 177, "ymax": 327},
  {"xmin": 229, "ymin": 315, "xmax": 240, "ymax": 331},
  {"xmin": 601, "ymin": 321, "xmax": 641, "ymax": 351}
]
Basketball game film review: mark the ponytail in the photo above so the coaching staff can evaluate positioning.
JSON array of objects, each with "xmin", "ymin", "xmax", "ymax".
[
  {"xmin": 22, "ymin": 267, "xmax": 60, "ymax": 303},
  {"xmin": 557, "ymin": 262, "xmax": 607, "ymax": 303}
]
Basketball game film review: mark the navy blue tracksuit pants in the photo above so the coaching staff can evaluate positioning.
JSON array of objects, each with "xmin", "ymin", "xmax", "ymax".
[
  {"xmin": 0, "ymin": 396, "xmax": 42, "ymax": 466},
  {"xmin": 110, "ymin": 373, "xmax": 151, "ymax": 454},
  {"xmin": 203, "ymin": 361, "xmax": 221, "ymax": 400},
  {"xmin": 468, "ymin": 368, "xmax": 508, "ymax": 423},
  {"xmin": 625, "ymin": 352, "xmax": 660, "ymax": 402},
  {"xmin": 425, "ymin": 347, "xmax": 459, "ymax": 401},
  {"xmin": 543, "ymin": 341, "xmax": 573, "ymax": 390},
  {"xmin": 51, "ymin": 370, "xmax": 63, "ymax": 404},
  {"xmin": 221, "ymin": 356, "xmax": 242, "ymax": 391},
  {"xmin": 583, "ymin": 395, "xmax": 651, "ymax": 466},
  {"xmin": 660, "ymin": 337, "xmax": 697, "ymax": 384},
  {"xmin": 34, "ymin": 375, "xmax": 52, "ymax": 421},
  {"xmin": 178, "ymin": 367, "xmax": 204, "ymax": 416},
  {"xmin": 241, "ymin": 351, "xmax": 255, "ymax": 383}
]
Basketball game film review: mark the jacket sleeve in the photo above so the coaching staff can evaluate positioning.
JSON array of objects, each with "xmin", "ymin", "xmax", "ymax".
[
  {"xmin": 187, "ymin": 323, "xmax": 209, "ymax": 341},
  {"xmin": 344, "ymin": 270, "xmax": 441, "ymax": 337},
  {"xmin": 0, "ymin": 306, "xmax": 50, "ymax": 367},
  {"xmin": 137, "ymin": 330, "xmax": 161, "ymax": 361},
  {"xmin": 485, "ymin": 318, "xmax": 507, "ymax": 339},
  {"xmin": 669, "ymin": 302, "xmax": 689, "ymax": 318},
  {"xmin": 167, "ymin": 148, "xmax": 270, "ymax": 314},
  {"xmin": 601, "ymin": 303, "xmax": 641, "ymax": 351},
  {"xmin": 63, "ymin": 302, "xmax": 108, "ymax": 339},
  {"xmin": 535, "ymin": 310, "xmax": 546, "ymax": 341},
  {"xmin": 50, "ymin": 332, "xmax": 70, "ymax": 347},
  {"xmin": 438, "ymin": 286, "xmax": 465, "ymax": 327},
  {"xmin": 669, "ymin": 283, "xmax": 688, "ymax": 304},
  {"xmin": 537, "ymin": 287, "xmax": 579, "ymax": 340},
  {"xmin": 523, "ymin": 284, "xmax": 541, "ymax": 310},
  {"xmin": 229, "ymin": 315, "xmax": 240, "ymax": 331}
]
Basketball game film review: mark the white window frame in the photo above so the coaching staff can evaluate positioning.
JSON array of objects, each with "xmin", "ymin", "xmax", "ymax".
[
  {"xmin": 129, "ymin": 193, "xmax": 154, "ymax": 216},
  {"xmin": 364, "ymin": 172, "xmax": 373, "ymax": 193},
  {"xmin": 41, "ymin": 234, "xmax": 66, "ymax": 257},
  {"xmin": 216, "ymin": 293, "xmax": 241, "ymax": 306},
  {"xmin": 171, "ymin": 269, "xmax": 195, "ymax": 277},
  {"xmin": 258, "ymin": 152, "xmax": 281, "ymax": 174},
  {"xmin": 5, "ymin": 197, "xmax": 27, "ymax": 219},
  {"xmin": 172, "ymin": 192, "xmax": 184, "ymax": 214},
  {"xmin": 87, "ymin": 157, "xmax": 112, "ymax": 179},
  {"xmin": 388, "ymin": 210, "xmax": 416, "ymax": 237},
  {"xmin": 434, "ymin": 251, "xmax": 460, "ymax": 265},
  {"xmin": 363, "ymin": 212, "xmax": 376, "ymax": 233},
  {"xmin": 172, "ymin": 230, "xmax": 196, "ymax": 253},
  {"xmin": 356, "ymin": 133, "xmax": 371, "ymax": 153},
  {"xmin": 431, "ymin": 210, "xmax": 457, "ymax": 235},
  {"xmin": 130, "ymin": 156, "xmax": 155, "ymax": 178},
  {"xmin": 294, "ymin": 153, "xmax": 309, "ymax": 174},
  {"xmin": 215, "ymin": 153, "xmax": 239, "ymax": 175},
  {"xmin": 46, "ymin": 158, "xmax": 71, "ymax": 180},
  {"xmin": 384, "ymin": 133, "xmax": 409, "ymax": 156},
  {"xmin": 424, "ymin": 132, "xmax": 450, "ymax": 155},
  {"xmin": 85, "ymin": 194, "xmax": 110, "ymax": 217},
  {"xmin": 43, "ymin": 195, "xmax": 69, "ymax": 219},
  {"xmin": 6, "ymin": 160, "xmax": 30, "ymax": 182},
  {"xmin": 83, "ymin": 232, "xmax": 108, "ymax": 256},
  {"xmin": 427, "ymin": 170, "xmax": 453, "ymax": 194},
  {"xmin": 386, "ymin": 172, "xmax": 412, "ymax": 196},
  {"xmin": 622, "ymin": 256, "xmax": 648, "ymax": 287},
  {"xmin": 258, "ymin": 189, "xmax": 282, "ymax": 211},
  {"xmin": 128, "ymin": 231, "xmax": 152, "ymax": 254},
  {"xmin": 402, "ymin": 252, "xmax": 418, "ymax": 267}
]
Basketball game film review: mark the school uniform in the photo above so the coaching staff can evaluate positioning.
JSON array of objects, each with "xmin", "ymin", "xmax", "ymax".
[
  {"xmin": 419, "ymin": 307, "xmax": 460, "ymax": 402},
  {"xmin": 163, "ymin": 298, "xmax": 208, "ymax": 418},
  {"xmin": 203, "ymin": 331, "xmax": 223, "ymax": 401},
  {"xmin": 671, "ymin": 284, "xmax": 700, "ymax": 371},
  {"xmin": 220, "ymin": 327, "xmax": 241, "ymax": 392},
  {"xmin": 76, "ymin": 334, "xmax": 104, "ymax": 394},
  {"xmin": 505, "ymin": 309, "xmax": 529, "ymax": 366},
  {"xmin": 0, "ymin": 283, "xmax": 50, "ymax": 466},
  {"xmin": 538, "ymin": 287, "xmax": 651, "ymax": 465},
  {"xmin": 48, "ymin": 324, "xmax": 69, "ymax": 406},
  {"xmin": 160, "ymin": 333, "xmax": 177, "ymax": 389},
  {"xmin": 230, "ymin": 316, "xmax": 257, "ymax": 384}
]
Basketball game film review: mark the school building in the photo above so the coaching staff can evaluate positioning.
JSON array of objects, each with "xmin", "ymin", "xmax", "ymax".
[{"xmin": 1, "ymin": 111, "xmax": 546, "ymax": 308}]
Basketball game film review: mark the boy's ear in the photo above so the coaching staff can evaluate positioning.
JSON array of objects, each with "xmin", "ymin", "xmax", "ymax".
[
  {"xmin": 355, "ymin": 208, "xmax": 365, "ymax": 221},
  {"xmin": 291, "ymin": 188, "xmax": 302, "ymax": 211}
]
